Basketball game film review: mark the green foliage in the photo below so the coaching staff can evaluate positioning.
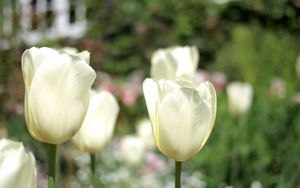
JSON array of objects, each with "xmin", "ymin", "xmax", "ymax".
[
  {"xmin": 213, "ymin": 24, "xmax": 300, "ymax": 85},
  {"xmin": 189, "ymin": 90, "xmax": 300, "ymax": 187}
]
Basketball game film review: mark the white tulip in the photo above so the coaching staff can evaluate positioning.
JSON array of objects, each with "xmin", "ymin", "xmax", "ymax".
[
  {"xmin": 120, "ymin": 136, "xmax": 145, "ymax": 165},
  {"xmin": 136, "ymin": 119, "xmax": 156, "ymax": 151},
  {"xmin": 72, "ymin": 90, "xmax": 119, "ymax": 153},
  {"xmin": 143, "ymin": 78, "xmax": 217, "ymax": 161},
  {"xmin": 58, "ymin": 47, "xmax": 90, "ymax": 63},
  {"xmin": 0, "ymin": 138, "xmax": 37, "ymax": 188},
  {"xmin": 151, "ymin": 46, "xmax": 199, "ymax": 81},
  {"xmin": 21, "ymin": 47, "xmax": 96, "ymax": 144},
  {"xmin": 295, "ymin": 55, "xmax": 300, "ymax": 78},
  {"xmin": 226, "ymin": 82, "xmax": 253, "ymax": 115}
]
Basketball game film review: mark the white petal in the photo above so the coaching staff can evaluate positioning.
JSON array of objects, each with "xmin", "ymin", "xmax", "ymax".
[
  {"xmin": 21, "ymin": 47, "xmax": 60, "ymax": 93},
  {"xmin": 226, "ymin": 82, "xmax": 253, "ymax": 115},
  {"xmin": 157, "ymin": 88, "xmax": 211, "ymax": 161},
  {"xmin": 157, "ymin": 79, "xmax": 181, "ymax": 100},
  {"xmin": 77, "ymin": 51, "xmax": 90, "ymax": 64},
  {"xmin": 196, "ymin": 81, "xmax": 217, "ymax": 149},
  {"xmin": 151, "ymin": 50, "xmax": 177, "ymax": 80},
  {"xmin": 143, "ymin": 78, "xmax": 160, "ymax": 140},
  {"xmin": 27, "ymin": 54, "xmax": 96, "ymax": 144},
  {"xmin": 73, "ymin": 91, "xmax": 119, "ymax": 153},
  {"xmin": 170, "ymin": 46, "xmax": 199, "ymax": 77},
  {"xmin": 0, "ymin": 139, "xmax": 37, "ymax": 188}
]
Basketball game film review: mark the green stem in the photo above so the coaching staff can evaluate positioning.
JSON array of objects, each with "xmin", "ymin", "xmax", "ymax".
[
  {"xmin": 48, "ymin": 144, "xmax": 57, "ymax": 188},
  {"xmin": 175, "ymin": 161, "xmax": 182, "ymax": 188},
  {"xmin": 90, "ymin": 153, "xmax": 97, "ymax": 187}
]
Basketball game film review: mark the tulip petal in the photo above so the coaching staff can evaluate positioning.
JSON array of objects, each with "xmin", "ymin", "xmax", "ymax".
[
  {"xmin": 22, "ymin": 47, "xmax": 60, "ymax": 94},
  {"xmin": 143, "ymin": 78, "xmax": 160, "ymax": 140},
  {"xmin": 73, "ymin": 91, "xmax": 119, "ymax": 153},
  {"xmin": 157, "ymin": 88, "xmax": 211, "ymax": 161},
  {"xmin": 170, "ymin": 46, "xmax": 198, "ymax": 77},
  {"xmin": 197, "ymin": 81, "xmax": 217, "ymax": 147},
  {"xmin": 0, "ymin": 139, "xmax": 37, "ymax": 188},
  {"xmin": 77, "ymin": 51, "xmax": 90, "ymax": 64},
  {"xmin": 27, "ymin": 54, "xmax": 96, "ymax": 144},
  {"xmin": 151, "ymin": 50, "xmax": 178, "ymax": 80}
]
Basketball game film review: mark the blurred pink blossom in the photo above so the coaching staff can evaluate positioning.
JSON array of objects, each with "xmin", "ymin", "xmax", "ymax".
[
  {"xmin": 118, "ymin": 70, "xmax": 144, "ymax": 107},
  {"xmin": 37, "ymin": 168, "xmax": 47, "ymax": 188},
  {"xmin": 143, "ymin": 152, "xmax": 167, "ymax": 175},
  {"xmin": 292, "ymin": 92, "xmax": 300, "ymax": 104},
  {"xmin": 5, "ymin": 102, "xmax": 24, "ymax": 115},
  {"xmin": 268, "ymin": 78, "xmax": 285, "ymax": 98},
  {"xmin": 210, "ymin": 71, "xmax": 227, "ymax": 93},
  {"xmin": 194, "ymin": 70, "xmax": 210, "ymax": 83},
  {"xmin": 118, "ymin": 84, "xmax": 139, "ymax": 107},
  {"xmin": 94, "ymin": 72, "xmax": 117, "ymax": 94}
]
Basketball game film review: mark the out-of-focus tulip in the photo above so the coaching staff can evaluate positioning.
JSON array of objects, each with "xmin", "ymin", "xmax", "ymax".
[
  {"xmin": 120, "ymin": 136, "xmax": 145, "ymax": 165},
  {"xmin": 0, "ymin": 138, "xmax": 37, "ymax": 188},
  {"xmin": 226, "ymin": 82, "xmax": 253, "ymax": 115},
  {"xmin": 295, "ymin": 55, "xmax": 300, "ymax": 78},
  {"xmin": 143, "ymin": 78, "xmax": 217, "ymax": 161},
  {"xmin": 21, "ymin": 47, "xmax": 96, "ymax": 144},
  {"xmin": 72, "ymin": 90, "xmax": 119, "ymax": 153},
  {"xmin": 150, "ymin": 46, "xmax": 199, "ymax": 81},
  {"xmin": 136, "ymin": 119, "xmax": 156, "ymax": 151}
]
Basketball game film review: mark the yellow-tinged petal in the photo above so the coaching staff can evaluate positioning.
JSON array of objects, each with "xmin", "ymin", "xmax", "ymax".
[
  {"xmin": 143, "ymin": 78, "xmax": 160, "ymax": 140},
  {"xmin": 157, "ymin": 88, "xmax": 211, "ymax": 161},
  {"xmin": 26, "ymin": 53, "xmax": 96, "ymax": 144}
]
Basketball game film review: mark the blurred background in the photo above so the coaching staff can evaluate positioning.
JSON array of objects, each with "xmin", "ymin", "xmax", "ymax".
[{"xmin": 1, "ymin": 0, "xmax": 300, "ymax": 187}]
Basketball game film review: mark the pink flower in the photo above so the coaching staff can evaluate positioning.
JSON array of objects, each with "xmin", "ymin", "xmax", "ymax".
[
  {"xmin": 268, "ymin": 78, "xmax": 285, "ymax": 98},
  {"xmin": 210, "ymin": 71, "xmax": 227, "ymax": 93}
]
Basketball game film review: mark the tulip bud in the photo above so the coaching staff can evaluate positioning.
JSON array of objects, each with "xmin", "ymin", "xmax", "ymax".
[
  {"xmin": 120, "ymin": 136, "xmax": 145, "ymax": 165},
  {"xmin": 226, "ymin": 82, "xmax": 253, "ymax": 115},
  {"xmin": 72, "ymin": 90, "xmax": 119, "ymax": 153},
  {"xmin": 0, "ymin": 138, "xmax": 37, "ymax": 188},
  {"xmin": 151, "ymin": 46, "xmax": 199, "ymax": 81},
  {"xmin": 21, "ymin": 47, "xmax": 96, "ymax": 144},
  {"xmin": 136, "ymin": 119, "xmax": 156, "ymax": 151},
  {"xmin": 143, "ymin": 78, "xmax": 217, "ymax": 161}
]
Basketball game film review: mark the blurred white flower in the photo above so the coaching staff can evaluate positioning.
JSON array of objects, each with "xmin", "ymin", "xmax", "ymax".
[
  {"xmin": 120, "ymin": 136, "xmax": 145, "ymax": 166},
  {"xmin": 137, "ymin": 119, "xmax": 156, "ymax": 151},
  {"xmin": 295, "ymin": 55, "xmax": 300, "ymax": 78},
  {"xmin": 212, "ymin": 0, "xmax": 236, "ymax": 5},
  {"xmin": 72, "ymin": 90, "xmax": 119, "ymax": 153},
  {"xmin": 251, "ymin": 181, "xmax": 262, "ymax": 188},
  {"xmin": 226, "ymin": 82, "xmax": 253, "ymax": 115},
  {"xmin": 0, "ymin": 138, "xmax": 37, "ymax": 188},
  {"xmin": 151, "ymin": 46, "xmax": 199, "ymax": 81}
]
